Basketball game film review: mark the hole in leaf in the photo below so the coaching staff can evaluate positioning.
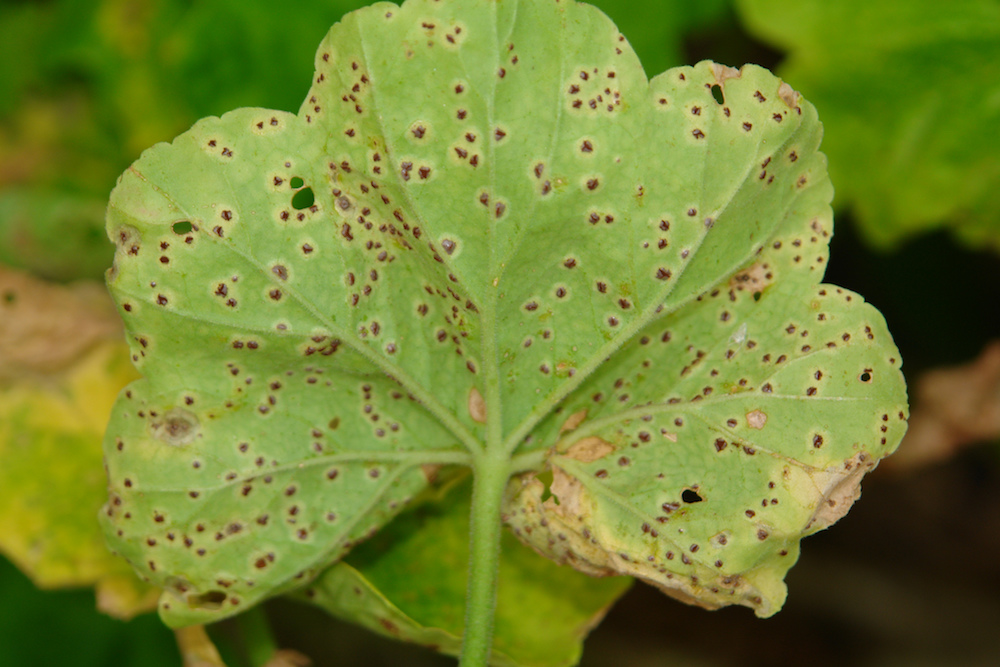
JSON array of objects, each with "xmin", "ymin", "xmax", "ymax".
[
  {"xmin": 188, "ymin": 590, "xmax": 227, "ymax": 610},
  {"xmin": 2, "ymin": 290, "xmax": 15, "ymax": 304},
  {"xmin": 710, "ymin": 84, "xmax": 724, "ymax": 105},
  {"xmin": 681, "ymin": 488, "xmax": 703, "ymax": 503},
  {"xmin": 292, "ymin": 187, "xmax": 315, "ymax": 210},
  {"xmin": 172, "ymin": 221, "xmax": 193, "ymax": 234},
  {"xmin": 859, "ymin": 370, "xmax": 873, "ymax": 383},
  {"xmin": 537, "ymin": 469, "xmax": 555, "ymax": 503},
  {"xmin": 289, "ymin": 176, "xmax": 305, "ymax": 189}
]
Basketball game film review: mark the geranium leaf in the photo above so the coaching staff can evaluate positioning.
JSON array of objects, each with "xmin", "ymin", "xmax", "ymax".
[
  {"xmin": 592, "ymin": 0, "xmax": 730, "ymax": 77},
  {"xmin": 504, "ymin": 221, "xmax": 908, "ymax": 617},
  {"xmin": 736, "ymin": 0, "xmax": 1000, "ymax": 249},
  {"xmin": 0, "ymin": 0, "xmax": 373, "ymax": 282},
  {"xmin": 296, "ymin": 477, "xmax": 630, "ymax": 666},
  {"xmin": 101, "ymin": 0, "xmax": 906, "ymax": 633}
]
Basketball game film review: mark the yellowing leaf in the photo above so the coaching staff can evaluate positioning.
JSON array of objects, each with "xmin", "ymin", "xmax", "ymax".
[{"xmin": 0, "ymin": 268, "xmax": 155, "ymax": 619}]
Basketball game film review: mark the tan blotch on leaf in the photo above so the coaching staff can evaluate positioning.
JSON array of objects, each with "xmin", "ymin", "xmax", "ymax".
[
  {"xmin": 746, "ymin": 410, "xmax": 767, "ymax": 429},
  {"xmin": 468, "ymin": 387, "xmax": 487, "ymax": 423},
  {"xmin": 729, "ymin": 263, "xmax": 771, "ymax": 293},
  {"xmin": 421, "ymin": 464, "xmax": 442, "ymax": 483},
  {"xmin": 559, "ymin": 409, "xmax": 588, "ymax": 434},
  {"xmin": 804, "ymin": 452, "xmax": 876, "ymax": 531},
  {"xmin": 778, "ymin": 81, "xmax": 801, "ymax": 109},
  {"xmin": 563, "ymin": 436, "xmax": 613, "ymax": 463},
  {"xmin": 711, "ymin": 63, "xmax": 741, "ymax": 85},
  {"xmin": 548, "ymin": 467, "xmax": 587, "ymax": 519}
]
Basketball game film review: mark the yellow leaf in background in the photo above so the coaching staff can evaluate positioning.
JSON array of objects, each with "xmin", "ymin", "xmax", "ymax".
[{"xmin": 0, "ymin": 267, "xmax": 156, "ymax": 619}]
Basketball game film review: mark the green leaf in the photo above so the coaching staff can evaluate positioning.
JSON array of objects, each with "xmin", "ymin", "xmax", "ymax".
[
  {"xmin": 0, "ymin": 0, "xmax": 374, "ymax": 281},
  {"xmin": 503, "ymin": 238, "xmax": 908, "ymax": 617},
  {"xmin": 736, "ymin": 0, "xmax": 1000, "ymax": 250},
  {"xmin": 0, "ymin": 190, "xmax": 112, "ymax": 282},
  {"xmin": 589, "ymin": 0, "xmax": 731, "ymax": 77},
  {"xmin": 101, "ymin": 0, "xmax": 906, "ymax": 637},
  {"xmin": 0, "ymin": 269, "xmax": 156, "ymax": 619},
  {"xmin": 296, "ymin": 477, "xmax": 630, "ymax": 667}
]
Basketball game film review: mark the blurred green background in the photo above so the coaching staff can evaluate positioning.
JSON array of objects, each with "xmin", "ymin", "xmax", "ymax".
[{"xmin": 2, "ymin": 0, "xmax": 999, "ymax": 665}]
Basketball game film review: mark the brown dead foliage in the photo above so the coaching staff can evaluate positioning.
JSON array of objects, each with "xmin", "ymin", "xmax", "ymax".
[
  {"xmin": 0, "ymin": 266, "xmax": 121, "ymax": 382},
  {"xmin": 886, "ymin": 341, "xmax": 1000, "ymax": 471}
]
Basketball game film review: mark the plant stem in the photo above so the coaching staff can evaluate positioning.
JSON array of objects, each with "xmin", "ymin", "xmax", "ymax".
[
  {"xmin": 239, "ymin": 605, "xmax": 279, "ymax": 667},
  {"xmin": 175, "ymin": 625, "xmax": 226, "ymax": 667},
  {"xmin": 510, "ymin": 447, "xmax": 548, "ymax": 474},
  {"xmin": 459, "ymin": 448, "xmax": 511, "ymax": 666}
]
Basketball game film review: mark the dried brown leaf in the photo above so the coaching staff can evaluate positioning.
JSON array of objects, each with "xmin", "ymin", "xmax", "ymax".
[
  {"xmin": 887, "ymin": 341, "xmax": 1000, "ymax": 471},
  {"xmin": 0, "ymin": 266, "xmax": 121, "ymax": 381}
]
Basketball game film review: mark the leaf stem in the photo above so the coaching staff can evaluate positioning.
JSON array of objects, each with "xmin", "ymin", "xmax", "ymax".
[
  {"xmin": 238, "ymin": 606, "xmax": 279, "ymax": 667},
  {"xmin": 510, "ymin": 447, "xmax": 548, "ymax": 474},
  {"xmin": 175, "ymin": 625, "xmax": 226, "ymax": 667},
  {"xmin": 459, "ymin": 448, "xmax": 511, "ymax": 667}
]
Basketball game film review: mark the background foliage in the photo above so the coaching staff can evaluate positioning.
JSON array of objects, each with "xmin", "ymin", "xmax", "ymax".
[{"xmin": 1, "ymin": 1, "xmax": 998, "ymax": 665}]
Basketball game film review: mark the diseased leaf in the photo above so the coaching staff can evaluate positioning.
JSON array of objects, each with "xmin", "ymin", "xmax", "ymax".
[
  {"xmin": 736, "ymin": 0, "xmax": 1000, "ymax": 250},
  {"xmin": 0, "ymin": 0, "xmax": 373, "ymax": 281},
  {"xmin": 101, "ymin": 0, "xmax": 906, "ymax": 637},
  {"xmin": 0, "ymin": 269, "xmax": 154, "ymax": 619},
  {"xmin": 504, "ymin": 258, "xmax": 907, "ymax": 617},
  {"xmin": 297, "ymin": 477, "xmax": 630, "ymax": 667}
]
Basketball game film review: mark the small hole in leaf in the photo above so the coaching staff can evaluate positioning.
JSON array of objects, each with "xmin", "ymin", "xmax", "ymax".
[
  {"xmin": 292, "ymin": 187, "xmax": 315, "ymax": 210},
  {"xmin": 2, "ymin": 290, "xmax": 15, "ymax": 304},
  {"xmin": 681, "ymin": 488, "xmax": 703, "ymax": 503},
  {"xmin": 290, "ymin": 176, "xmax": 305, "ymax": 189},
  {"xmin": 172, "ymin": 221, "xmax": 193, "ymax": 234},
  {"xmin": 537, "ymin": 470, "xmax": 554, "ymax": 503},
  {"xmin": 710, "ymin": 84, "xmax": 724, "ymax": 105},
  {"xmin": 859, "ymin": 370, "xmax": 873, "ymax": 383},
  {"xmin": 189, "ymin": 590, "xmax": 227, "ymax": 610}
]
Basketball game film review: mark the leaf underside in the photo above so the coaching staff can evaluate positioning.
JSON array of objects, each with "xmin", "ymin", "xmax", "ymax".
[
  {"xmin": 101, "ymin": 0, "xmax": 907, "ymax": 635},
  {"xmin": 296, "ymin": 477, "xmax": 630, "ymax": 667}
]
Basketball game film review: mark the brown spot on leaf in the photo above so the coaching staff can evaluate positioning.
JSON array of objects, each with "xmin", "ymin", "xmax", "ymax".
[{"xmin": 150, "ymin": 409, "xmax": 200, "ymax": 446}]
